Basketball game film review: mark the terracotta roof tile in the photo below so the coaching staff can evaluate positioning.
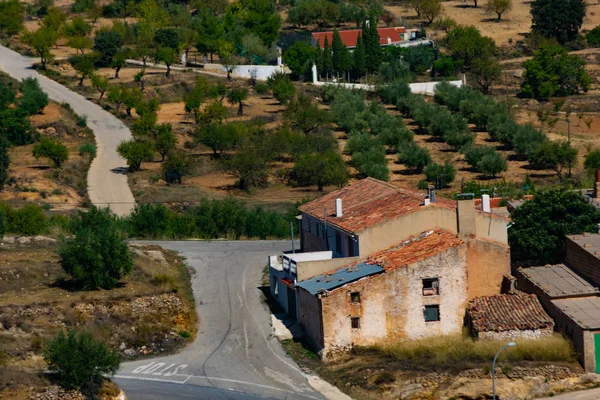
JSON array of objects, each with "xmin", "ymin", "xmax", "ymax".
[
  {"xmin": 312, "ymin": 27, "xmax": 407, "ymax": 48},
  {"xmin": 365, "ymin": 230, "xmax": 463, "ymax": 271},
  {"xmin": 299, "ymin": 178, "xmax": 455, "ymax": 233},
  {"xmin": 467, "ymin": 293, "xmax": 553, "ymax": 332}
]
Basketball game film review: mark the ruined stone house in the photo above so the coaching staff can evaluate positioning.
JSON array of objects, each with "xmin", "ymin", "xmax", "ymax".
[{"xmin": 268, "ymin": 178, "xmax": 511, "ymax": 349}]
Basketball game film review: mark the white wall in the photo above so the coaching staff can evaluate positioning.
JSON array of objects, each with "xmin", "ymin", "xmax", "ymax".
[{"xmin": 203, "ymin": 64, "xmax": 286, "ymax": 80}]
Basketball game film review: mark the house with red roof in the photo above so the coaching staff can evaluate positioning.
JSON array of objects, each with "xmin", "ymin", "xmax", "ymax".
[
  {"xmin": 311, "ymin": 27, "xmax": 414, "ymax": 49},
  {"xmin": 268, "ymin": 178, "xmax": 511, "ymax": 345}
]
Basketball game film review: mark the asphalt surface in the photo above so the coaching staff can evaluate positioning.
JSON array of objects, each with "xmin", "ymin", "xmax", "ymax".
[
  {"xmin": 115, "ymin": 241, "xmax": 326, "ymax": 400},
  {"xmin": 0, "ymin": 45, "xmax": 135, "ymax": 216}
]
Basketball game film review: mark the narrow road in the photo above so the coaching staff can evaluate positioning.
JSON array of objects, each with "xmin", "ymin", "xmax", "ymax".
[
  {"xmin": 0, "ymin": 45, "xmax": 135, "ymax": 216},
  {"xmin": 115, "ymin": 241, "xmax": 326, "ymax": 400}
]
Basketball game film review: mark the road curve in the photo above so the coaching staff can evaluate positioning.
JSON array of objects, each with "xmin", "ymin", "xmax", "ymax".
[
  {"xmin": 115, "ymin": 240, "xmax": 326, "ymax": 400},
  {"xmin": 0, "ymin": 45, "xmax": 135, "ymax": 216}
]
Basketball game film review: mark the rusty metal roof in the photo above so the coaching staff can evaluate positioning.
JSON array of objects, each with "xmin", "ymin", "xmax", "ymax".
[
  {"xmin": 552, "ymin": 297, "xmax": 600, "ymax": 330},
  {"xmin": 518, "ymin": 264, "xmax": 600, "ymax": 299},
  {"xmin": 468, "ymin": 293, "xmax": 553, "ymax": 332}
]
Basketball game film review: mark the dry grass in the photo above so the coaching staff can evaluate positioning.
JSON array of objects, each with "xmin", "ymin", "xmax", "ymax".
[
  {"xmin": 363, "ymin": 333, "xmax": 574, "ymax": 366},
  {"xmin": 0, "ymin": 242, "xmax": 197, "ymax": 397}
]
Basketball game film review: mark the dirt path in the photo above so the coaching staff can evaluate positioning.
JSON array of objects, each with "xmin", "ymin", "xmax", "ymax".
[{"xmin": 0, "ymin": 45, "xmax": 135, "ymax": 216}]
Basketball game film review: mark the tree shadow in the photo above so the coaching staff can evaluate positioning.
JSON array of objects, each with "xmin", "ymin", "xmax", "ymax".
[
  {"xmin": 395, "ymin": 169, "xmax": 421, "ymax": 175},
  {"xmin": 111, "ymin": 167, "xmax": 129, "ymax": 175},
  {"xmin": 49, "ymin": 278, "xmax": 125, "ymax": 292},
  {"xmin": 29, "ymin": 165, "xmax": 51, "ymax": 170}
]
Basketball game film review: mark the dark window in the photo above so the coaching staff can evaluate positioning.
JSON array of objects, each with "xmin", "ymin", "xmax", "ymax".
[
  {"xmin": 335, "ymin": 231, "xmax": 342, "ymax": 254},
  {"xmin": 348, "ymin": 236, "xmax": 355, "ymax": 257},
  {"xmin": 350, "ymin": 292, "xmax": 361, "ymax": 303},
  {"xmin": 351, "ymin": 317, "xmax": 361, "ymax": 329},
  {"xmin": 424, "ymin": 305, "xmax": 440, "ymax": 322},
  {"xmin": 422, "ymin": 278, "xmax": 440, "ymax": 296}
]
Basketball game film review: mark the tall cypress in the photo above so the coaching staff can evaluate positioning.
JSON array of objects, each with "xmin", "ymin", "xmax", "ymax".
[
  {"xmin": 331, "ymin": 29, "xmax": 344, "ymax": 77},
  {"xmin": 364, "ymin": 16, "xmax": 381, "ymax": 73},
  {"xmin": 323, "ymin": 36, "xmax": 333, "ymax": 80},
  {"xmin": 353, "ymin": 34, "xmax": 366, "ymax": 79}
]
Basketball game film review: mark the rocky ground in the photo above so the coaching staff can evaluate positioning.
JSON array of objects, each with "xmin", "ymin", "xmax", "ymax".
[{"xmin": 0, "ymin": 239, "xmax": 196, "ymax": 399}]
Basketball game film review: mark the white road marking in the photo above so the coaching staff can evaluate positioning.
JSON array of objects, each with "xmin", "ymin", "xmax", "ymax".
[{"xmin": 114, "ymin": 374, "xmax": 322, "ymax": 400}]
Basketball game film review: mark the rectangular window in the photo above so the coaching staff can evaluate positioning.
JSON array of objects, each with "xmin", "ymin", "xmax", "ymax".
[
  {"xmin": 351, "ymin": 317, "xmax": 361, "ymax": 329},
  {"xmin": 424, "ymin": 305, "xmax": 440, "ymax": 322},
  {"xmin": 422, "ymin": 278, "xmax": 440, "ymax": 296},
  {"xmin": 350, "ymin": 292, "xmax": 361, "ymax": 303}
]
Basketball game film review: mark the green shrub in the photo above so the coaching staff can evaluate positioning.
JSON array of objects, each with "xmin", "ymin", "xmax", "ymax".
[
  {"xmin": 0, "ymin": 203, "xmax": 47, "ymax": 235},
  {"xmin": 19, "ymin": 77, "xmax": 48, "ymax": 115},
  {"xmin": 117, "ymin": 139, "xmax": 154, "ymax": 171},
  {"xmin": 178, "ymin": 330, "xmax": 191, "ymax": 339},
  {"xmin": 162, "ymin": 150, "xmax": 192, "ymax": 184},
  {"xmin": 76, "ymin": 115, "xmax": 87, "ymax": 127},
  {"xmin": 44, "ymin": 329, "xmax": 121, "ymax": 390},
  {"xmin": 59, "ymin": 207, "xmax": 132, "ymax": 290},
  {"xmin": 126, "ymin": 203, "xmax": 169, "ymax": 238},
  {"xmin": 78, "ymin": 142, "xmax": 96, "ymax": 159},
  {"xmin": 398, "ymin": 143, "xmax": 431, "ymax": 173},
  {"xmin": 587, "ymin": 26, "xmax": 600, "ymax": 47},
  {"xmin": 33, "ymin": 137, "xmax": 69, "ymax": 168},
  {"xmin": 478, "ymin": 151, "xmax": 508, "ymax": 178},
  {"xmin": 352, "ymin": 146, "xmax": 389, "ymax": 181},
  {"xmin": 0, "ymin": 108, "xmax": 34, "ymax": 145},
  {"xmin": 424, "ymin": 161, "xmax": 456, "ymax": 188},
  {"xmin": 290, "ymin": 151, "xmax": 348, "ymax": 191},
  {"xmin": 378, "ymin": 80, "xmax": 410, "ymax": 105},
  {"xmin": 584, "ymin": 149, "xmax": 600, "ymax": 173},
  {"xmin": 254, "ymin": 82, "xmax": 269, "ymax": 95}
]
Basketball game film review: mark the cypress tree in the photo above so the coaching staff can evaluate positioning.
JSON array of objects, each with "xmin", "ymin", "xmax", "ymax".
[
  {"xmin": 353, "ymin": 34, "xmax": 366, "ymax": 79},
  {"xmin": 323, "ymin": 36, "xmax": 333, "ymax": 80},
  {"xmin": 331, "ymin": 29, "xmax": 344, "ymax": 77},
  {"xmin": 365, "ymin": 16, "xmax": 381, "ymax": 73},
  {"xmin": 315, "ymin": 44, "xmax": 324, "ymax": 79},
  {"xmin": 340, "ymin": 45, "xmax": 352, "ymax": 81}
]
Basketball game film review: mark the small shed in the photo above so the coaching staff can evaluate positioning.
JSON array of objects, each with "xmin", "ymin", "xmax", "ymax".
[{"xmin": 466, "ymin": 293, "xmax": 554, "ymax": 340}]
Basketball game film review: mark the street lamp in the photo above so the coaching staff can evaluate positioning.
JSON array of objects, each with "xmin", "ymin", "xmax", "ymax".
[{"xmin": 492, "ymin": 341, "xmax": 516, "ymax": 400}]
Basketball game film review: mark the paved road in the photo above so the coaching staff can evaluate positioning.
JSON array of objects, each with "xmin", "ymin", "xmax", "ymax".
[
  {"xmin": 115, "ymin": 241, "xmax": 326, "ymax": 400},
  {"xmin": 0, "ymin": 45, "xmax": 135, "ymax": 216}
]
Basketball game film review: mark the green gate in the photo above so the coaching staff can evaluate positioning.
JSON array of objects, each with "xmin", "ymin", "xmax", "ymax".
[{"xmin": 594, "ymin": 333, "xmax": 600, "ymax": 373}]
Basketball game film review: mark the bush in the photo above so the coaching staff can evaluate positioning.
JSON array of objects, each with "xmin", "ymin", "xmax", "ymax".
[
  {"xmin": 93, "ymin": 30, "xmax": 123, "ymax": 67},
  {"xmin": 587, "ymin": 26, "xmax": 600, "ymax": 47},
  {"xmin": 33, "ymin": 137, "xmax": 69, "ymax": 168},
  {"xmin": 478, "ymin": 151, "xmax": 508, "ymax": 178},
  {"xmin": 352, "ymin": 146, "xmax": 389, "ymax": 181},
  {"xmin": 424, "ymin": 161, "xmax": 456, "ymax": 188},
  {"xmin": 254, "ymin": 82, "xmax": 269, "ymax": 95},
  {"xmin": 398, "ymin": 143, "xmax": 431, "ymax": 173},
  {"xmin": 584, "ymin": 149, "xmax": 600, "ymax": 172},
  {"xmin": 378, "ymin": 80, "xmax": 410, "ymax": 105},
  {"xmin": 59, "ymin": 206, "xmax": 133, "ymax": 290},
  {"xmin": 44, "ymin": 329, "xmax": 121, "ymax": 390},
  {"xmin": 76, "ymin": 115, "xmax": 87, "ymax": 127},
  {"xmin": 0, "ymin": 207, "xmax": 5, "ymax": 237},
  {"xmin": 78, "ymin": 142, "xmax": 96, "ymax": 159},
  {"xmin": 268, "ymin": 72, "xmax": 296, "ymax": 104},
  {"xmin": 0, "ymin": 136, "xmax": 8, "ymax": 191},
  {"xmin": 290, "ymin": 151, "xmax": 348, "ymax": 191},
  {"xmin": 126, "ymin": 203, "xmax": 169, "ymax": 238},
  {"xmin": 162, "ymin": 150, "xmax": 192, "ymax": 184},
  {"xmin": 462, "ymin": 145, "xmax": 496, "ymax": 169},
  {"xmin": 19, "ymin": 77, "xmax": 48, "ymax": 115},
  {"xmin": 0, "ymin": 203, "xmax": 47, "ymax": 235},
  {"xmin": 512, "ymin": 124, "xmax": 546, "ymax": 159},
  {"xmin": 117, "ymin": 139, "xmax": 154, "ymax": 171}
]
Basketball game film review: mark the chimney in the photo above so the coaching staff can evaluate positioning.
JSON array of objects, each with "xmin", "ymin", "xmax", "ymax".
[
  {"xmin": 457, "ymin": 198, "xmax": 476, "ymax": 239},
  {"xmin": 336, "ymin": 198, "xmax": 343, "ymax": 217},
  {"xmin": 387, "ymin": 37, "xmax": 392, "ymax": 45},
  {"xmin": 595, "ymin": 169, "xmax": 600, "ymax": 199},
  {"xmin": 428, "ymin": 185, "xmax": 435, "ymax": 203},
  {"xmin": 482, "ymin": 194, "xmax": 491, "ymax": 213}
]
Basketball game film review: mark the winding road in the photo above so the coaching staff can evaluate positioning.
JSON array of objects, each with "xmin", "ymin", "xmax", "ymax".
[
  {"xmin": 115, "ymin": 241, "xmax": 328, "ymax": 400},
  {"xmin": 0, "ymin": 45, "xmax": 135, "ymax": 216}
]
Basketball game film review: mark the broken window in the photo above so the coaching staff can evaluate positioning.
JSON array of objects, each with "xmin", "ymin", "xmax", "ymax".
[
  {"xmin": 351, "ymin": 317, "xmax": 361, "ymax": 329},
  {"xmin": 422, "ymin": 278, "xmax": 440, "ymax": 296},
  {"xmin": 350, "ymin": 292, "xmax": 361, "ymax": 303},
  {"xmin": 424, "ymin": 305, "xmax": 440, "ymax": 322}
]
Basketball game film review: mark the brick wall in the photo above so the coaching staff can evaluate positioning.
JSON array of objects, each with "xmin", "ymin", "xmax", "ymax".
[{"xmin": 565, "ymin": 238, "xmax": 600, "ymax": 286}]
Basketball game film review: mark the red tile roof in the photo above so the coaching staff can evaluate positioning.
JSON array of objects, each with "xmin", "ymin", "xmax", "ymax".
[
  {"xmin": 312, "ymin": 27, "xmax": 407, "ymax": 49},
  {"xmin": 366, "ymin": 230, "xmax": 464, "ymax": 272},
  {"xmin": 467, "ymin": 293, "xmax": 553, "ymax": 332},
  {"xmin": 298, "ymin": 178, "xmax": 454, "ymax": 233}
]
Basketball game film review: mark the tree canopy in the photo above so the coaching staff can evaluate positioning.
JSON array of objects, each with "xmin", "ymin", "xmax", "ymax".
[
  {"xmin": 531, "ymin": 0, "xmax": 585, "ymax": 44},
  {"xmin": 509, "ymin": 190, "xmax": 600, "ymax": 264}
]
